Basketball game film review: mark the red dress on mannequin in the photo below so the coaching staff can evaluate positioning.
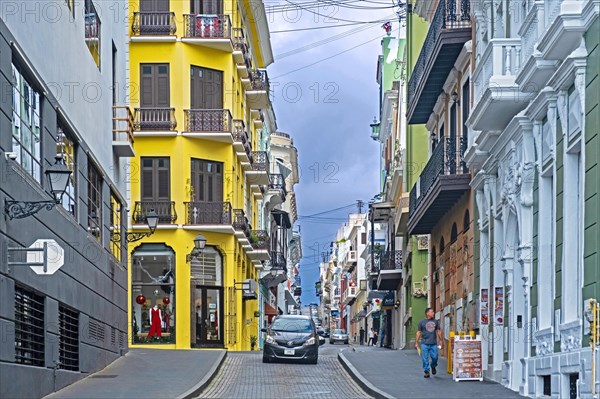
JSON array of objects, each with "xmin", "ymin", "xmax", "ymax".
[{"xmin": 148, "ymin": 307, "xmax": 162, "ymax": 338}]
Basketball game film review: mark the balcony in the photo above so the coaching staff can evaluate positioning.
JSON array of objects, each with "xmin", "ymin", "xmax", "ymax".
[
  {"xmin": 232, "ymin": 28, "xmax": 252, "ymax": 78},
  {"xmin": 267, "ymin": 173, "xmax": 287, "ymax": 202},
  {"xmin": 132, "ymin": 201, "xmax": 177, "ymax": 225},
  {"xmin": 341, "ymin": 251, "xmax": 358, "ymax": 272},
  {"xmin": 184, "ymin": 201, "xmax": 237, "ymax": 234},
  {"xmin": 407, "ymin": 0, "xmax": 472, "ymax": 124},
  {"xmin": 131, "ymin": 12, "xmax": 176, "ymax": 40},
  {"xmin": 246, "ymin": 151, "xmax": 270, "ymax": 185},
  {"xmin": 246, "ymin": 69, "xmax": 270, "ymax": 109},
  {"xmin": 232, "ymin": 120, "xmax": 252, "ymax": 162},
  {"xmin": 85, "ymin": 11, "xmax": 100, "ymax": 43},
  {"xmin": 270, "ymin": 251, "xmax": 287, "ymax": 273},
  {"xmin": 376, "ymin": 250, "xmax": 403, "ymax": 291},
  {"xmin": 248, "ymin": 230, "xmax": 271, "ymax": 261},
  {"xmin": 112, "ymin": 106, "xmax": 135, "ymax": 157},
  {"xmin": 408, "ymin": 136, "xmax": 470, "ymax": 235},
  {"xmin": 183, "ymin": 109, "xmax": 235, "ymax": 140},
  {"xmin": 469, "ymin": 39, "xmax": 534, "ymax": 132},
  {"xmin": 182, "ymin": 14, "xmax": 233, "ymax": 52},
  {"xmin": 134, "ymin": 108, "xmax": 177, "ymax": 133},
  {"xmin": 232, "ymin": 209, "xmax": 250, "ymax": 238},
  {"xmin": 343, "ymin": 286, "xmax": 358, "ymax": 305}
]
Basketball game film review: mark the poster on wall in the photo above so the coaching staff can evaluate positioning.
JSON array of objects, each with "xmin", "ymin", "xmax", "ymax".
[
  {"xmin": 494, "ymin": 287, "xmax": 504, "ymax": 325},
  {"xmin": 480, "ymin": 288, "xmax": 489, "ymax": 325},
  {"xmin": 453, "ymin": 336, "xmax": 483, "ymax": 381}
]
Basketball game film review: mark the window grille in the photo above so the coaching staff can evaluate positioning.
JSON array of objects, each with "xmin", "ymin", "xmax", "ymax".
[
  {"xmin": 59, "ymin": 304, "xmax": 79, "ymax": 371},
  {"xmin": 14, "ymin": 286, "xmax": 45, "ymax": 367}
]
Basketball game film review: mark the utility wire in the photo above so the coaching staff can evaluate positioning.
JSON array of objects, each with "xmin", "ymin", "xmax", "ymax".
[
  {"xmin": 299, "ymin": 203, "xmax": 356, "ymax": 218},
  {"xmin": 279, "ymin": 0, "xmax": 391, "ymax": 22},
  {"xmin": 270, "ymin": 19, "xmax": 390, "ymax": 33},
  {"xmin": 271, "ymin": 28, "xmax": 397, "ymax": 79}
]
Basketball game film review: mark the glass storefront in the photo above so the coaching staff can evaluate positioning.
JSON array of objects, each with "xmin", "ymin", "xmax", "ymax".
[{"xmin": 131, "ymin": 245, "xmax": 175, "ymax": 344}]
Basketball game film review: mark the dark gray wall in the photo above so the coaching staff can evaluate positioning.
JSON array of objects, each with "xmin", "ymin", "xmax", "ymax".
[{"xmin": 0, "ymin": 19, "xmax": 128, "ymax": 399}]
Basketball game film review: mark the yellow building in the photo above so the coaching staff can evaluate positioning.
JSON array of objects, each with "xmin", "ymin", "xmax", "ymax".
[{"xmin": 127, "ymin": 0, "xmax": 275, "ymax": 351}]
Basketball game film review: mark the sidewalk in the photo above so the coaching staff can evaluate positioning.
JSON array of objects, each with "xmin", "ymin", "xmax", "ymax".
[
  {"xmin": 339, "ymin": 345, "xmax": 523, "ymax": 399},
  {"xmin": 44, "ymin": 349, "xmax": 226, "ymax": 399}
]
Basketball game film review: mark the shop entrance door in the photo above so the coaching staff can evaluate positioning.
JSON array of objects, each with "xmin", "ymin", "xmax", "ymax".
[{"xmin": 191, "ymin": 286, "xmax": 224, "ymax": 347}]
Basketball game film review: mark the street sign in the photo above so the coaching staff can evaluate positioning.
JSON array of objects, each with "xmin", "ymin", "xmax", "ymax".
[{"xmin": 27, "ymin": 239, "xmax": 64, "ymax": 275}]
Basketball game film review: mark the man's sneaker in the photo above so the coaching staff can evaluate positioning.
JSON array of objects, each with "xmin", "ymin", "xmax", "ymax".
[
  {"xmin": 431, "ymin": 367, "xmax": 437, "ymax": 375},
  {"xmin": 424, "ymin": 371, "xmax": 430, "ymax": 378}
]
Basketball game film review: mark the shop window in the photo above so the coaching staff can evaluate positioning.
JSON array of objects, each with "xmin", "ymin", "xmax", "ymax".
[
  {"xmin": 59, "ymin": 304, "xmax": 79, "ymax": 371},
  {"xmin": 542, "ymin": 375, "xmax": 551, "ymax": 396},
  {"xmin": 131, "ymin": 247, "xmax": 175, "ymax": 344},
  {"xmin": 15, "ymin": 286, "xmax": 45, "ymax": 367},
  {"xmin": 11, "ymin": 63, "xmax": 42, "ymax": 183},
  {"xmin": 450, "ymin": 223, "xmax": 458, "ymax": 243}
]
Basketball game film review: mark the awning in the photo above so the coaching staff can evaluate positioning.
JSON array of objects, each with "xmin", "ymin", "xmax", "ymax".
[
  {"xmin": 366, "ymin": 310, "xmax": 381, "ymax": 319},
  {"xmin": 264, "ymin": 302, "xmax": 278, "ymax": 316},
  {"xmin": 260, "ymin": 271, "xmax": 287, "ymax": 288},
  {"xmin": 367, "ymin": 290, "xmax": 388, "ymax": 301}
]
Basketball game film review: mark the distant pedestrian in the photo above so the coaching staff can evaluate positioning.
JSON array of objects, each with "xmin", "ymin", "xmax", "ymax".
[
  {"xmin": 373, "ymin": 330, "xmax": 378, "ymax": 346},
  {"xmin": 359, "ymin": 327, "xmax": 365, "ymax": 345},
  {"xmin": 368, "ymin": 328, "xmax": 374, "ymax": 346},
  {"xmin": 416, "ymin": 308, "xmax": 443, "ymax": 378}
]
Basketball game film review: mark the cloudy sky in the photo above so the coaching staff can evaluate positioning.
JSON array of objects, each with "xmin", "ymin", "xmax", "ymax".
[{"xmin": 264, "ymin": 1, "xmax": 403, "ymax": 305}]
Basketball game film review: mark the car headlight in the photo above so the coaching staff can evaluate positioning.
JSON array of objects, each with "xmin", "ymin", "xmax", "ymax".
[
  {"xmin": 266, "ymin": 335, "xmax": 275, "ymax": 344},
  {"xmin": 304, "ymin": 337, "xmax": 316, "ymax": 346}
]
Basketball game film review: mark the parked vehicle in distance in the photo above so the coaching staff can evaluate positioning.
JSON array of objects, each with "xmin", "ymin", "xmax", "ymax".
[
  {"xmin": 329, "ymin": 329, "xmax": 349, "ymax": 344},
  {"xmin": 262, "ymin": 315, "xmax": 325, "ymax": 364}
]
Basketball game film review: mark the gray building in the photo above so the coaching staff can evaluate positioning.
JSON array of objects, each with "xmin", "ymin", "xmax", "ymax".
[{"xmin": 0, "ymin": 1, "xmax": 132, "ymax": 397}]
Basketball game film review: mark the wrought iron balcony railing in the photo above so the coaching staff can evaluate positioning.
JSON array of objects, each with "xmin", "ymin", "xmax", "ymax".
[
  {"xmin": 134, "ymin": 108, "xmax": 177, "ymax": 131},
  {"xmin": 133, "ymin": 201, "xmax": 177, "ymax": 224},
  {"xmin": 271, "ymin": 251, "xmax": 287, "ymax": 271},
  {"xmin": 250, "ymin": 230, "xmax": 269, "ymax": 250},
  {"xmin": 232, "ymin": 209, "xmax": 250, "ymax": 235},
  {"xmin": 184, "ymin": 109, "xmax": 233, "ymax": 133},
  {"xmin": 377, "ymin": 250, "xmax": 403, "ymax": 271},
  {"xmin": 233, "ymin": 28, "xmax": 247, "ymax": 53},
  {"xmin": 85, "ymin": 11, "xmax": 100, "ymax": 40},
  {"xmin": 232, "ymin": 120, "xmax": 248, "ymax": 144},
  {"xmin": 249, "ymin": 69, "xmax": 269, "ymax": 91},
  {"xmin": 268, "ymin": 173, "xmax": 287, "ymax": 197},
  {"xmin": 132, "ymin": 12, "xmax": 176, "ymax": 36},
  {"xmin": 407, "ymin": 0, "xmax": 470, "ymax": 112},
  {"xmin": 112, "ymin": 106, "xmax": 134, "ymax": 144},
  {"xmin": 185, "ymin": 201, "xmax": 232, "ymax": 225},
  {"xmin": 409, "ymin": 135, "xmax": 467, "ymax": 217},
  {"xmin": 183, "ymin": 14, "xmax": 231, "ymax": 39},
  {"xmin": 250, "ymin": 151, "xmax": 269, "ymax": 171}
]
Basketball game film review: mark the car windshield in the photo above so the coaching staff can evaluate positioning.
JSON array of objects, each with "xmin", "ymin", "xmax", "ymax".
[
  {"xmin": 271, "ymin": 319, "xmax": 312, "ymax": 332},
  {"xmin": 333, "ymin": 329, "xmax": 346, "ymax": 334}
]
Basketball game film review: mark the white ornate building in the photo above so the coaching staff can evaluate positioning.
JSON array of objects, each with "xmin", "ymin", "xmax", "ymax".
[{"xmin": 466, "ymin": 0, "xmax": 599, "ymax": 397}]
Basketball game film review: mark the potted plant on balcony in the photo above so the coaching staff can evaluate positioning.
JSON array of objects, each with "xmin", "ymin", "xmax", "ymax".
[
  {"xmin": 250, "ymin": 335, "xmax": 257, "ymax": 351},
  {"xmin": 250, "ymin": 232, "xmax": 259, "ymax": 244}
]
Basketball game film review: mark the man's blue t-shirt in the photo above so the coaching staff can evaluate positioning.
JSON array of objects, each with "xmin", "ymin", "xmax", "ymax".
[{"xmin": 418, "ymin": 318, "xmax": 440, "ymax": 345}]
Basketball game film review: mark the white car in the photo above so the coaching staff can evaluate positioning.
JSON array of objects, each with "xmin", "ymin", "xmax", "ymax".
[{"xmin": 329, "ymin": 329, "xmax": 349, "ymax": 344}]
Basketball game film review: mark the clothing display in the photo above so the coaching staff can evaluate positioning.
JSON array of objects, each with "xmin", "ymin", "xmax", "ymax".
[{"xmin": 148, "ymin": 306, "xmax": 162, "ymax": 338}]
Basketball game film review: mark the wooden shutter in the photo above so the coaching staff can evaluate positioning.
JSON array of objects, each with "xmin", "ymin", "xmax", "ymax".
[
  {"xmin": 190, "ymin": 66, "xmax": 223, "ymax": 109},
  {"xmin": 141, "ymin": 0, "xmax": 169, "ymax": 11},
  {"xmin": 191, "ymin": 159, "xmax": 223, "ymax": 202},
  {"xmin": 140, "ymin": 64, "xmax": 170, "ymax": 108},
  {"xmin": 141, "ymin": 157, "xmax": 170, "ymax": 201},
  {"xmin": 157, "ymin": 0, "xmax": 170, "ymax": 11},
  {"xmin": 462, "ymin": 78, "xmax": 470, "ymax": 141},
  {"xmin": 201, "ymin": 0, "xmax": 222, "ymax": 14}
]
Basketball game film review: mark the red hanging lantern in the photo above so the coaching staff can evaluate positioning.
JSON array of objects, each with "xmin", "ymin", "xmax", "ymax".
[
  {"xmin": 135, "ymin": 295, "xmax": 146, "ymax": 305},
  {"xmin": 163, "ymin": 297, "xmax": 170, "ymax": 305}
]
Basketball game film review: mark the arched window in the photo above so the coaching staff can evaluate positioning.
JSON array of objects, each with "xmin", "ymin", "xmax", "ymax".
[
  {"xmin": 451, "ymin": 223, "xmax": 458, "ymax": 243},
  {"xmin": 464, "ymin": 209, "xmax": 470, "ymax": 232},
  {"xmin": 440, "ymin": 237, "xmax": 445, "ymax": 254}
]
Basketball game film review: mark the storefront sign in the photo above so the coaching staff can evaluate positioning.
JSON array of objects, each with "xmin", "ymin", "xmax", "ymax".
[
  {"xmin": 453, "ymin": 336, "xmax": 483, "ymax": 381},
  {"xmin": 480, "ymin": 288, "xmax": 489, "ymax": 325},
  {"xmin": 494, "ymin": 287, "xmax": 504, "ymax": 325},
  {"xmin": 382, "ymin": 291, "xmax": 396, "ymax": 307}
]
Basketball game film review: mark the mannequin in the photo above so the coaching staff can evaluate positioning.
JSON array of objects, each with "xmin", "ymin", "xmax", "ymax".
[{"xmin": 148, "ymin": 305, "xmax": 162, "ymax": 338}]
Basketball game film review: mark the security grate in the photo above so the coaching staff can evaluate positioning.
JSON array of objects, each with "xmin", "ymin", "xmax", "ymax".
[
  {"xmin": 59, "ymin": 304, "xmax": 79, "ymax": 371},
  {"xmin": 14, "ymin": 286, "xmax": 45, "ymax": 367},
  {"xmin": 111, "ymin": 327, "xmax": 116, "ymax": 346},
  {"xmin": 88, "ymin": 320, "xmax": 105, "ymax": 343}
]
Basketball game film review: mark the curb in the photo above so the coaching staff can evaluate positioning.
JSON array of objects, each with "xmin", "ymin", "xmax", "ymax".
[
  {"xmin": 178, "ymin": 350, "xmax": 227, "ymax": 399},
  {"xmin": 338, "ymin": 352, "xmax": 396, "ymax": 399}
]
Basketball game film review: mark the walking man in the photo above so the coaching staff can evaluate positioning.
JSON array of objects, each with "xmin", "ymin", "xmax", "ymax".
[
  {"xmin": 359, "ymin": 326, "xmax": 365, "ymax": 345},
  {"xmin": 368, "ymin": 328, "xmax": 374, "ymax": 346},
  {"xmin": 415, "ymin": 308, "xmax": 443, "ymax": 378}
]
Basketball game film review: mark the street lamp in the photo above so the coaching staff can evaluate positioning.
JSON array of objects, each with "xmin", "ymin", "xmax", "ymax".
[
  {"xmin": 5, "ymin": 155, "xmax": 73, "ymax": 219},
  {"xmin": 110, "ymin": 209, "xmax": 159, "ymax": 243},
  {"xmin": 186, "ymin": 233, "xmax": 207, "ymax": 262}
]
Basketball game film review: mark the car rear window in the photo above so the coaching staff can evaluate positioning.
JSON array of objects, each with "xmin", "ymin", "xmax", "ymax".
[
  {"xmin": 271, "ymin": 319, "xmax": 312, "ymax": 332},
  {"xmin": 333, "ymin": 329, "xmax": 346, "ymax": 334}
]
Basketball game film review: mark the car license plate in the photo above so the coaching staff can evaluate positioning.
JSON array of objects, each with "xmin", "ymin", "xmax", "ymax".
[{"xmin": 284, "ymin": 349, "xmax": 295, "ymax": 355}]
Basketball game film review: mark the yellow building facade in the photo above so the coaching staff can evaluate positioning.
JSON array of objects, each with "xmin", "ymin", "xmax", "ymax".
[{"xmin": 127, "ymin": 0, "xmax": 275, "ymax": 351}]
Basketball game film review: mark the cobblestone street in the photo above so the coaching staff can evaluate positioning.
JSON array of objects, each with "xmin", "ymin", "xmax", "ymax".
[{"xmin": 197, "ymin": 345, "xmax": 371, "ymax": 399}]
